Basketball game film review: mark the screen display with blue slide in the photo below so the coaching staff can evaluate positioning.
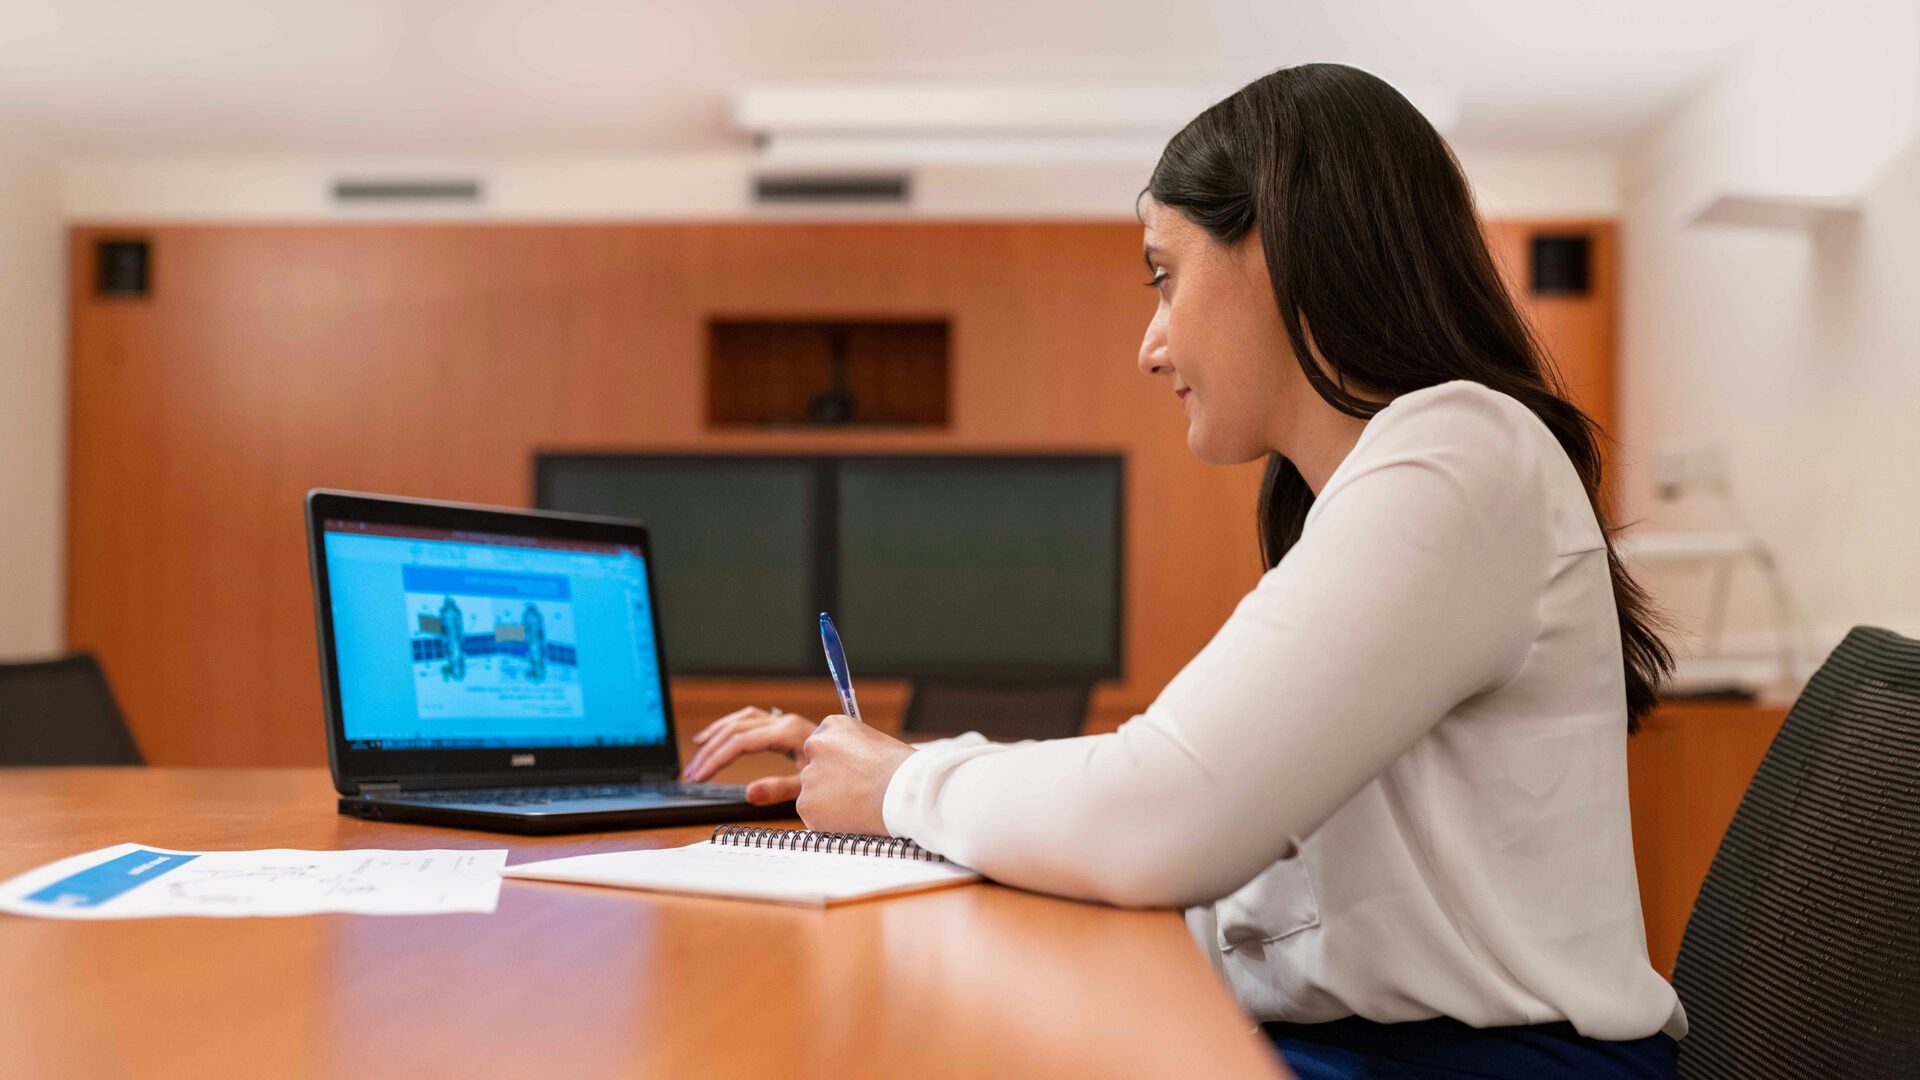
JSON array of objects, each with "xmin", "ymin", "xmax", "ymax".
[{"xmin": 322, "ymin": 521, "xmax": 669, "ymax": 749}]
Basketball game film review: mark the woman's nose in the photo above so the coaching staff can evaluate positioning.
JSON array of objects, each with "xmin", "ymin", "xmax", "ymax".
[{"xmin": 1138, "ymin": 306, "xmax": 1170, "ymax": 377}]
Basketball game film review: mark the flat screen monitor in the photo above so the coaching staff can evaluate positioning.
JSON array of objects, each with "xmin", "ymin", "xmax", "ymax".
[
  {"xmin": 536, "ymin": 457, "xmax": 819, "ymax": 674},
  {"xmin": 835, "ymin": 457, "xmax": 1121, "ymax": 677},
  {"xmin": 536, "ymin": 454, "xmax": 1123, "ymax": 679}
]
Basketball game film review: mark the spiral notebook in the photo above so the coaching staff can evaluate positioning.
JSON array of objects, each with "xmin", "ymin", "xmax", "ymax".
[{"xmin": 500, "ymin": 826, "xmax": 982, "ymax": 908}]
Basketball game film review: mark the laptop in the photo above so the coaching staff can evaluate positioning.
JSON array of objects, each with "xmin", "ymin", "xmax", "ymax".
[{"xmin": 306, "ymin": 489, "xmax": 794, "ymax": 834}]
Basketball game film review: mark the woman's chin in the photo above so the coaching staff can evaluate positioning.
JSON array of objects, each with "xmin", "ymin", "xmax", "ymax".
[
  {"xmin": 1186, "ymin": 429, "xmax": 1232, "ymax": 466},
  {"xmin": 1187, "ymin": 427, "xmax": 1267, "ymax": 466}
]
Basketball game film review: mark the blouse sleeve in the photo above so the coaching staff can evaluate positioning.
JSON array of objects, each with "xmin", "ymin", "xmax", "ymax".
[{"xmin": 880, "ymin": 388, "xmax": 1556, "ymax": 908}]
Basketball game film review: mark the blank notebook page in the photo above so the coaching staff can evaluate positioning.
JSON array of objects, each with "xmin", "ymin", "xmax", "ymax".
[{"xmin": 500, "ymin": 840, "xmax": 982, "ymax": 908}]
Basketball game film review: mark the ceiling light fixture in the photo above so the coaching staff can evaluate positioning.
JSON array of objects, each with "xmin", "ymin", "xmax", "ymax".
[{"xmin": 733, "ymin": 77, "xmax": 1460, "ymax": 168}]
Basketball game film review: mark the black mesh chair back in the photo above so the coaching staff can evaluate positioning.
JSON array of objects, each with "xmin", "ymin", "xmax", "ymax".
[
  {"xmin": 1673, "ymin": 625, "xmax": 1920, "ymax": 1077},
  {"xmin": 0, "ymin": 652, "xmax": 144, "ymax": 766},
  {"xmin": 901, "ymin": 680, "xmax": 1091, "ymax": 742}
]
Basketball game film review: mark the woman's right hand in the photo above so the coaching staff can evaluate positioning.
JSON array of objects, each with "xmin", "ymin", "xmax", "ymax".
[{"xmin": 682, "ymin": 707, "xmax": 818, "ymax": 804}]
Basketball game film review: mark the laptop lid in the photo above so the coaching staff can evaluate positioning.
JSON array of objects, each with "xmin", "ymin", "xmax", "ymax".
[{"xmin": 306, "ymin": 490, "xmax": 683, "ymax": 795}]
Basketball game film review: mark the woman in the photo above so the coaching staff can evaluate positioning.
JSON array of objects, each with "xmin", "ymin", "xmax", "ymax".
[{"xmin": 682, "ymin": 63, "xmax": 1685, "ymax": 1078}]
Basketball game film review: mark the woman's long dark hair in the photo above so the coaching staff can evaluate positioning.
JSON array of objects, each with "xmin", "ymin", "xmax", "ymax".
[{"xmin": 1147, "ymin": 63, "xmax": 1670, "ymax": 729}]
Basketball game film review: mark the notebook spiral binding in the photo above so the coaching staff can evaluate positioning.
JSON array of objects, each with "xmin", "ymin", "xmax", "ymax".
[{"xmin": 710, "ymin": 825, "xmax": 949, "ymax": 863}]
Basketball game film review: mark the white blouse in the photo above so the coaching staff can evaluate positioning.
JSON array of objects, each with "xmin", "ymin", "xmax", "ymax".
[{"xmin": 881, "ymin": 380, "xmax": 1686, "ymax": 1041}]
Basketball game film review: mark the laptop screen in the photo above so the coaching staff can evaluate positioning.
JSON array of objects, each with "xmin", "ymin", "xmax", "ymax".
[{"xmin": 320, "ymin": 519, "xmax": 671, "ymax": 751}]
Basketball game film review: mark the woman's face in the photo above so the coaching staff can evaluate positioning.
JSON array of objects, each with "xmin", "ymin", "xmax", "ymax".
[{"xmin": 1136, "ymin": 198, "xmax": 1298, "ymax": 465}]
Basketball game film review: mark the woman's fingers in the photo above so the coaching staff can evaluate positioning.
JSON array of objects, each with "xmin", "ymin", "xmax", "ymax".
[
  {"xmin": 744, "ymin": 775, "xmax": 801, "ymax": 805},
  {"xmin": 684, "ymin": 732, "xmax": 740, "ymax": 780},
  {"xmin": 696, "ymin": 731, "xmax": 763, "ymax": 777},
  {"xmin": 685, "ymin": 724, "xmax": 786, "ymax": 781},
  {"xmin": 691, "ymin": 707, "xmax": 763, "ymax": 745},
  {"xmin": 682, "ymin": 723, "xmax": 729, "ymax": 778},
  {"xmin": 684, "ymin": 724, "xmax": 743, "ymax": 779},
  {"xmin": 685, "ymin": 712, "xmax": 769, "ymax": 777},
  {"xmin": 683, "ymin": 710, "xmax": 816, "ymax": 780},
  {"xmin": 688, "ymin": 717, "xmax": 735, "ymax": 753}
]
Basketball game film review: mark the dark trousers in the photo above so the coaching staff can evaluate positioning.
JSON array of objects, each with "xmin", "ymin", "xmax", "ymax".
[{"xmin": 1263, "ymin": 1015, "xmax": 1679, "ymax": 1080}]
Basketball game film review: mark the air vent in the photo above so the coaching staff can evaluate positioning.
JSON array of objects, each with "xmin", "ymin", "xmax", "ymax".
[
  {"xmin": 331, "ymin": 178, "xmax": 484, "ymax": 205},
  {"xmin": 753, "ymin": 173, "xmax": 909, "ymax": 205}
]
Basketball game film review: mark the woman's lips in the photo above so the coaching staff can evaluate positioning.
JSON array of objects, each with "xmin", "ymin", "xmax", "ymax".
[{"xmin": 1176, "ymin": 388, "xmax": 1191, "ymax": 399}]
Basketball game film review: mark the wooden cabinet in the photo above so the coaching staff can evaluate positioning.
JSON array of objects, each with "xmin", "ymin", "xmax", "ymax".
[{"xmin": 1627, "ymin": 699, "xmax": 1790, "ymax": 975}]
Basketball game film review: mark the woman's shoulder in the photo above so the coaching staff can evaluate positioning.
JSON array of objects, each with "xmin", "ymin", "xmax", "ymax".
[
  {"xmin": 1335, "ymin": 380, "xmax": 1548, "ymax": 481},
  {"xmin": 1374, "ymin": 379, "xmax": 1544, "ymax": 440},
  {"xmin": 1331, "ymin": 380, "xmax": 1602, "ymax": 554}
]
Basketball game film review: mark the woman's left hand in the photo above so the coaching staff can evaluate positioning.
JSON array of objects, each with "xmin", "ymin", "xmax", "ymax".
[{"xmin": 796, "ymin": 715, "xmax": 916, "ymax": 835}]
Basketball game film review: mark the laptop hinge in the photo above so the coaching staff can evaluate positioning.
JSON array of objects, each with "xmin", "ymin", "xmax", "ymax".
[{"xmin": 357, "ymin": 782, "xmax": 402, "ymax": 797}]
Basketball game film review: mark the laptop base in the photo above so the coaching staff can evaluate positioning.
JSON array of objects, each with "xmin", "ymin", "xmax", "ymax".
[{"xmin": 339, "ymin": 795, "xmax": 796, "ymax": 835}]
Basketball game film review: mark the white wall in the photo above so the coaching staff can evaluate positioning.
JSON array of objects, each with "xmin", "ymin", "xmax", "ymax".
[
  {"xmin": 0, "ymin": 135, "xmax": 66, "ymax": 658},
  {"xmin": 1456, "ymin": 148, "xmax": 1619, "ymax": 218},
  {"xmin": 1618, "ymin": 0, "xmax": 1920, "ymax": 674}
]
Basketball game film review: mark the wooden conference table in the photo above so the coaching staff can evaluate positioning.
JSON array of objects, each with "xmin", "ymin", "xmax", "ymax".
[{"xmin": 0, "ymin": 768, "xmax": 1286, "ymax": 1080}]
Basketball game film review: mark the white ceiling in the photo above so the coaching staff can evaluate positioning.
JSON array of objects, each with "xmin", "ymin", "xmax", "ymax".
[{"xmin": 0, "ymin": 0, "xmax": 1805, "ymax": 155}]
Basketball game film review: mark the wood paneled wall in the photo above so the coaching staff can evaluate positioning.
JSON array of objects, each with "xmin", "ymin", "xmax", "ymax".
[
  {"xmin": 1483, "ymin": 220, "xmax": 1617, "ymax": 443},
  {"xmin": 66, "ymin": 220, "xmax": 1614, "ymax": 765}
]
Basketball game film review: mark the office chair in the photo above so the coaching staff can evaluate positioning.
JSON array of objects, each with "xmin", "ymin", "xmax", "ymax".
[
  {"xmin": 901, "ymin": 679, "xmax": 1092, "ymax": 742},
  {"xmin": 1671, "ymin": 625, "xmax": 1920, "ymax": 1078},
  {"xmin": 0, "ymin": 651, "xmax": 144, "ymax": 765}
]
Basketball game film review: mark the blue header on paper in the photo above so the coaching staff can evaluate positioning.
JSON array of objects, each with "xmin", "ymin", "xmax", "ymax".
[
  {"xmin": 25, "ymin": 849, "xmax": 200, "ymax": 908},
  {"xmin": 400, "ymin": 565, "xmax": 571, "ymax": 601}
]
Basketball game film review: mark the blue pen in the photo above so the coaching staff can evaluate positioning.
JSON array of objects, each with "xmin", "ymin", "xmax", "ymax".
[{"xmin": 818, "ymin": 612, "xmax": 863, "ymax": 723}]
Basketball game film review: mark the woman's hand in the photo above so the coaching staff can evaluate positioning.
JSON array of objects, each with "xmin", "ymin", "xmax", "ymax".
[
  {"xmin": 682, "ymin": 707, "xmax": 817, "ymax": 805},
  {"xmin": 796, "ymin": 715, "xmax": 915, "ymax": 835}
]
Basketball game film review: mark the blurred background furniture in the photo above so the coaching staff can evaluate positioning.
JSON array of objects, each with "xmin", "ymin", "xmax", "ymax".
[
  {"xmin": 1617, "ymin": 438, "xmax": 1811, "ymax": 698},
  {"xmin": 1625, "ymin": 697, "xmax": 1790, "ymax": 975},
  {"xmin": 901, "ymin": 680, "xmax": 1094, "ymax": 742},
  {"xmin": 1671, "ymin": 625, "xmax": 1920, "ymax": 1077},
  {"xmin": 0, "ymin": 651, "xmax": 143, "ymax": 766}
]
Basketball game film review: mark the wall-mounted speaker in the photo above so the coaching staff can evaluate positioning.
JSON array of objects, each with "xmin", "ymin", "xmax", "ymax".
[
  {"xmin": 1529, "ymin": 233, "xmax": 1592, "ymax": 297},
  {"xmin": 96, "ymin": 239, "xmax": 151, "ymax": 299}
]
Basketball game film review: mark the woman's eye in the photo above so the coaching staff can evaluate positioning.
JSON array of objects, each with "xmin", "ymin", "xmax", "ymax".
[{"xmin": 1143, "ymin": 270, "xmax": 1168, "ymax": 289}]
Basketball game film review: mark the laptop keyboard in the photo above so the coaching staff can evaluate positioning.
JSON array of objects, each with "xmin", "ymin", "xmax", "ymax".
[{"xmin": 396, "ymin": 781, "xmax": 746, "ymax": 807}]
